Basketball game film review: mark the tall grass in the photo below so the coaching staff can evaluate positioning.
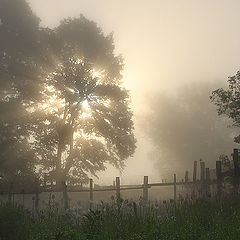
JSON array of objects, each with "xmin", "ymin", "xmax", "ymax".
[{"xmin": 0, "ymin": 196, "xmax": 240, "ymax": 239}]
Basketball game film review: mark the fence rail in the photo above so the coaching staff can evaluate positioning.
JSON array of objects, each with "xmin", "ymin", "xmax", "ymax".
[{"xmin": 5, "ymin": 148, "xmax": 240, "ymax": 211}]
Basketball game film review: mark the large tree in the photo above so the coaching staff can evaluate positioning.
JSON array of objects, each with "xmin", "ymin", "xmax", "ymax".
[
  {"xmin": 0, "ymin": 1, "xmax": 136, "ymax": 186},
  {"xmin": 211, "ymin": 70, "xmax": 240, "ymax": 144},
  {"xmin": 35, "ymin": 17, "xmax": 136, "ymax": 186}
]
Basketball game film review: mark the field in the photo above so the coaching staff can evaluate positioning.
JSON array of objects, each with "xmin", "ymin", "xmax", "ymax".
[
  {"xmin": 0, "ymin": 193, "xmax": 239, "ymax": 240},
  {"xmin": 0, "ymin": 183, "xmax": 218, "ymax": 213}
]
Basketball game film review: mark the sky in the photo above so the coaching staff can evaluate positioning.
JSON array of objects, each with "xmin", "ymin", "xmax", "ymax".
[{"xmin": 28, "ymin": 0, "xmax": 240, "ymax": 185}]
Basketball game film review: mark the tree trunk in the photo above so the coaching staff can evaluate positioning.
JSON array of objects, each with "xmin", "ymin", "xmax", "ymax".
[
  {"xmin": 56, "ymin": 126, "xmax": 74, "ymax": 189},
  {"xmin": 56, "ymin": 142, "xmax": 63, "ymax": 189},
  {"xmin": 63, "ymin": 128, "xmax": 74, "ymax": 182}
]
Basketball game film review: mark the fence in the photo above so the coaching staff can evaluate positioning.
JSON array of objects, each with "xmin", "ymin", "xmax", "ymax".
[{"xmin": 4, "ymin": 148, "xmax": 240, "ymax": 211}]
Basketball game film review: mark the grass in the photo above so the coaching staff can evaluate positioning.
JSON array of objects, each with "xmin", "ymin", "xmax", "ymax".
[{"xmin": 0, "ymin": 195, "xmax": 240, "ymax": 240}]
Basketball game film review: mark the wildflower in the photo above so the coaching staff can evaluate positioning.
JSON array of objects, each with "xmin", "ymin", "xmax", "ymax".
[
  {"xmin": 95, "ymin": 201, "xmax": 100, "ymax": 205},
  {"xmin": 127, "ymin": 202, "xmax": 132, "ymax": 207},
  {"xmin": 72, "ymin": 206, "xmax": 77, "ymax": 211},
  {"xmin": 72, "ymin": 223, "xmax": 77, "ymax": 228},
  {"xmin": 206, "ymin": 191, "xmax": 211, "ymax": 198},
  {"xmin": 223, "ymin": 191, "xmax": 228, "ymax": 199},
  {"xmin": 82, "ymin": 215, "xmax": 88, "ymax": 222},
  {"xmin": 110, "ymin": 195, "xmax": 115, "ymax": 201},
  {"xmin": 191, "ymin": 191, "xmax": 195, "ymax": 200},
  {"xmin": 139, "ymin": 196, "xmax": 143, "ymax": 206},
  {"xmin": 178, "ymin": 194, "xmax": 183, "ymax": 201},
  {"xmin": 124, "ymin": 199, "xmax": 128, "ymax": 204}
]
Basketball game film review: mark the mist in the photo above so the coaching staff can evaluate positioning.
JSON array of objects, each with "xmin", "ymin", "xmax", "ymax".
[
  {"xmin": 2, "ymin": 1, "xmax": 240, "ymax": 238},
  {"xmin": 140, "ymin": 81, "xmax": 239, "ymax": 180},
  {"xmin": 2, "ymin": 0, "xmax": 240, "ymax": 185}
]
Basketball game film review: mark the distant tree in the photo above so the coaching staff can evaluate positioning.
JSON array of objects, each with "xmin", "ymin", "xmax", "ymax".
[
  {"xmin": 142, "ymin": 82, "xmax": 237, "ymax": 178},
  {"xmin": 210, "ymin": 70, "xmax": 240, "ymax": 144}
]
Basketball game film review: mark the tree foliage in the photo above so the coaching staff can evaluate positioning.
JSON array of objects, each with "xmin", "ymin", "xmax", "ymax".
[
  {"xmin": 0, "ymin": 0, "xmax": 136, "ymax": 185},
  {"xmin": 210, "ymin": 70, "xmax": 240, "ymax": 143},
  {"xmin": 0, "ymin": 0, "xmax": 42, "ymax": 186},
  {"xmin": 142, "ymin": 82, "xmax": 237, "ymax": 178}
]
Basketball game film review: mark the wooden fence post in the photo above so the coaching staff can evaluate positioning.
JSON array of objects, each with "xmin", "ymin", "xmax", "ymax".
[
  {"xmin": 174, "ymin": 174, "xmax": 177, "ymax": 203},
  {"xmin": 233, "ymin": 148, "xmax": 239, "ymax": 191},
  {"xmin": 185, "ymin": 171, "xmax": 189, "ymax": 182},
  {"xmin": 200, "ymin": 161, "xmax": 205, "ymax": 182},
  {"xmin": 89, "ymin": 179, "xmax": 93, "ymax": 209},
  {"xmin": 206, "ymin": 168, "xmax": 210, "ymax": 182},
  {"xmin": 193, "ymin": 161, "xmax": 197, "ymax": 182},
  {"xmin": 116, "ymin": 177, "xmax": 120, "ymax": 205},
  {"xmin": 216, "ymin": 161, "xmax": 222, "ymax": 197},
  {"xmin": 63, "ymin": 181, "xmax": 68, "ymax": 210},
  {"xmin": 143, "ymin": 176, "xmax": 148, "ymax": 206},
  {"xmin": 206, "ymin": 168, "xmax": 210, "ymax": 196},
  {"xmin": 200, "ymin": 161, "xmax": 206, "ymax": 197},
  {"xmin": 35, "ymin": 178, "xmax": 39, "ymax": 211}
]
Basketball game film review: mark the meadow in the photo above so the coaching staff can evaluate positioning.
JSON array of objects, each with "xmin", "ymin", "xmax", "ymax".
[{"xmin": 0, "ymin": 193, "xmax": 239, "ymax": 240}]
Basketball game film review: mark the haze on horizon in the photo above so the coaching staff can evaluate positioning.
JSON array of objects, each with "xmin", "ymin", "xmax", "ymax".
[{"xmin": 27, "ymin": 0, "xmax": 240, "ymax": 185}]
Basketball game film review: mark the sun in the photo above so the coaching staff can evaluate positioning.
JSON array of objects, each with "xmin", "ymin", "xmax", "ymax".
[
  {"xmin": 82, "ymin": 99, "xmax": 89, "ymax": 109},
  {"xmin": 81, "ymin": 99, "xmax": 92, "ymax": 118}
]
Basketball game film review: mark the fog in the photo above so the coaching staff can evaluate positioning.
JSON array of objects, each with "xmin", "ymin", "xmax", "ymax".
[
  {"xmin": 141, "ymin": 81, "xmax": 239, "ymax": 180},
  {"xmin": 6, "ymin": 0, "xmax": 240, "ymax": 185}
]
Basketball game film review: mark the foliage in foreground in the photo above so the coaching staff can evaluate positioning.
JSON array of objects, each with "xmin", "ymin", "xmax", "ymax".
[{"xmin": 0, "ymin": 196, "xmax": 240, "ymax": 240}]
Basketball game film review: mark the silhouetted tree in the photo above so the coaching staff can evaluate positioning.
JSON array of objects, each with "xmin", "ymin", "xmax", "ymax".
[
  {"xmin": 30, "ymin": 16, "xmax": 136, "ymax": 186},
  {"xmin": 0, "ymin": 1, "xmax": 136, "ymax": 186},
  {"xmin": 211, "ymin": 70, "xmax": 240, "ymax": 144},
  {"xmin": 0, "ymin": 0, "xmax": 43, "ymax": 185}
]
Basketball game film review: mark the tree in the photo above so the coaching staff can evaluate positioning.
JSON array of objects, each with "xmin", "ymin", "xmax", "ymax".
[
  {"xmin": 0, "ymin": 1, "xmax": 136, "ymax": 187},
  {"xmin": 0, "ymin": 0, "xmax": 44, "ymax": 186},
  {"xmin": 15, "ymin": 15, "xmax": 135, "ymax": 186},
  {"xmin": 142, "ymin": 82, "xmax": 237, "ymax": 178},
  {"xmin": 210, "ymin": 70, "xmax": 240, "ymax": 144},
  {"xmin": 35, "ymin": 16, "xmax": 136, "ymax": 186}
]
